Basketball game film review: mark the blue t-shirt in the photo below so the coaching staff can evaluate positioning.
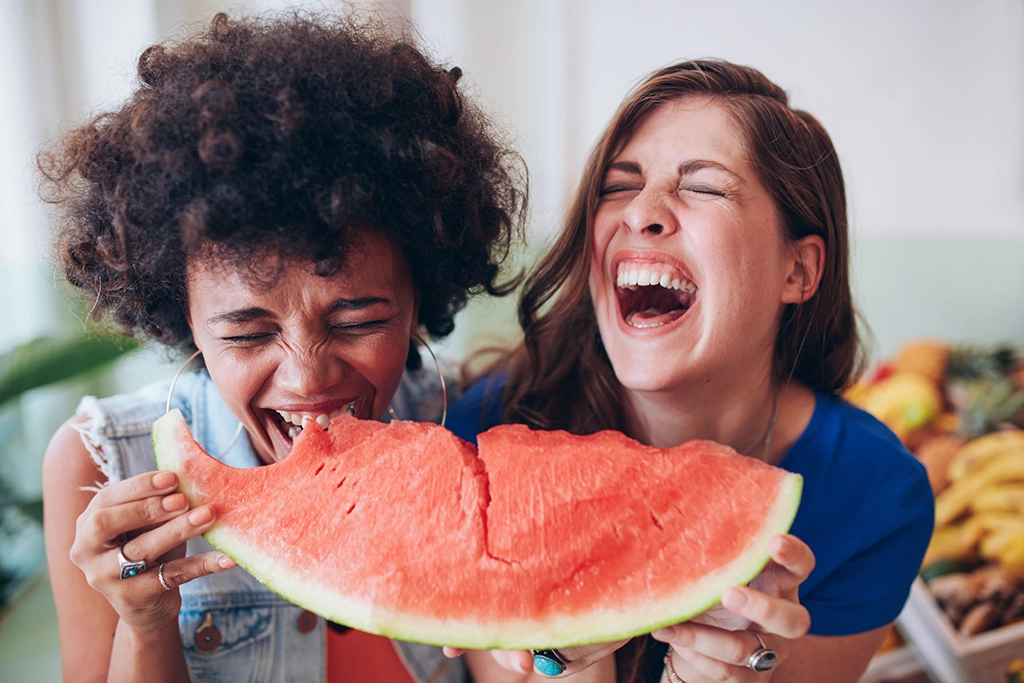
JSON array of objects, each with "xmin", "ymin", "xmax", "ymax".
[{"xmin": 446, "ymin": 377, "xmax": 934, "ymax": 637}]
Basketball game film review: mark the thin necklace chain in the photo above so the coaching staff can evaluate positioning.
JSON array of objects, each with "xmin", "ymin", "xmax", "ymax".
[{"xmin": 743, "ymin": 391, "xmax": 780, "ymax": 461}]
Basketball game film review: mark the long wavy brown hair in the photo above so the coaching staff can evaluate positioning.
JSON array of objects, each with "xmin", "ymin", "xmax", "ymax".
[
  {"xmin": 489, "ymin": 59, "xmax": 866, "ymax": 680},
  {"xmin": 495, "ymin": 58, "xmax": 864, "ymax": 440}
]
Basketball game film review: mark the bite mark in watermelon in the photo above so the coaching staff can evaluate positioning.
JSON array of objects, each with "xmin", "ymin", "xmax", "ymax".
[{"xmin": 153, "ymin": 410, "xmax": 802, "ymax": 649}]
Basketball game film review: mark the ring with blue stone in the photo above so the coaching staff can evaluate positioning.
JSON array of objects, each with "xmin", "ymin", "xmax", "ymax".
[
  {"xmin": 532, "ymin": 649, "xmax": 570, "ymax": 677},
  {"xmin": 118, "ymin": 542, "xmax": 148, "ymax": 580}
]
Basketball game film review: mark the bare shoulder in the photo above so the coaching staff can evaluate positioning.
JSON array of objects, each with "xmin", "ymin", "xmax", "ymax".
[{"xmin": 43, "ymin": 413, "xmax": 106, "ymax": 497}]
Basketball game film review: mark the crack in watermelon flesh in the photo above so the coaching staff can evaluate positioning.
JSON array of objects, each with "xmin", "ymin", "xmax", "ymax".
[{"xmin": 153, "ymin": 410, "xmax": 801, "ymax": 649}]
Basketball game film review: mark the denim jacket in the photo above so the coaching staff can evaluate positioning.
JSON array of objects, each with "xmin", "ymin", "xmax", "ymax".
[{"xmin": 76, "ymin": 354, "xmax": 466, "ymax": 683}]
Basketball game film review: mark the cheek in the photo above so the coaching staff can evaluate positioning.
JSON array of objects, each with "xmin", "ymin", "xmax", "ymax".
[{"xmin": 204, "ymin": 352, "xmax": 273, "ymax": 409}]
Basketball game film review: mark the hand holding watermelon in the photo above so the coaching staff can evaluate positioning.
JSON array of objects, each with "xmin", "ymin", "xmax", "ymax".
[
  {"xmin": 65, "ymin": 468, "xmax": 236, "ymax": 630},
  {"xmin": 652, "ymin": 533, "xmax": 813, "ymax": 682},
  {"xmin": 444, "ymin": 534, "xmax": 813, "ymax": 681}
]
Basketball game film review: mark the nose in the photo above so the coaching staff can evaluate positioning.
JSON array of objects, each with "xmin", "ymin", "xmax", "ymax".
[
  {"xmin": 275, "ymin": 342, "xmax": 347, "ymax": 398},
  {"xmin": 621, "ymin": 186, "xmax": 677, "ymax": 236}
]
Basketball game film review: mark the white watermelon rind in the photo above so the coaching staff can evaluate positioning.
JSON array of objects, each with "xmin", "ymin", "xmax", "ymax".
[{"xmin": 154, "ymin": 409, "xmax": 803, "ymax": 649}]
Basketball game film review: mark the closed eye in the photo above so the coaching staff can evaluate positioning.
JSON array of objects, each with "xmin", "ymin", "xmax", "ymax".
[
  {"xmin": 222, "ymin": 333, "xmax": 274, "ymax": 343},
  {"xmin": 332, "ymin": 320, "xmax": 388, "ymax": 333},
  {"xmin": 599, "ymin": 184, "xmax": 642, "ymax": 197},
  {"xmin": 684, "ymin": 185, "xmax": 726, "ymax": 197}
]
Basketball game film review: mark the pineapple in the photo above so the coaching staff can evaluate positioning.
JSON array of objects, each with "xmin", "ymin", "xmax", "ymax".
[{"xmin": 947, "ymin": 345, "xmax": 1024, "ymax": 437}]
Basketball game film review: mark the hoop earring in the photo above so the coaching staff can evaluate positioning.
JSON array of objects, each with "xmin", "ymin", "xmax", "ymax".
[
  {"xmin": 388, "ymin": 334, "xmax": 448, "ymax": 426},
  {"xmin": 165, "ymin": 350, "xmax": 243, "ymax": 458}
]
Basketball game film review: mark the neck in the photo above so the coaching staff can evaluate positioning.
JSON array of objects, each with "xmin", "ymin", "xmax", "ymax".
[{"xmin": 625, "ymin": 370, "xmax": 780, "ymax": 460}]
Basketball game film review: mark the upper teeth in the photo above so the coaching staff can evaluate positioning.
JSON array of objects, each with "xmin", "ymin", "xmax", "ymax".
[
  {"xmin": 616, "ymin": 265, "xmax": 696, "ymax": 292},
  {"xmin": 275, "ymin": 403, "xmax": 356, "ymax": 433}
]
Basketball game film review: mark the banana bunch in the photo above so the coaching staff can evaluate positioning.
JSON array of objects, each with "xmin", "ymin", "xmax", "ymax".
[{"xmin": 927, "ymin": 430, "xmax": 1024, "ymax": 581}]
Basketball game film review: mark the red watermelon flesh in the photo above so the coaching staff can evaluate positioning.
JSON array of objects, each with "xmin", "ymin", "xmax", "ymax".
[{"xmin": 153, "ymin": 409, "xmax": 801, "ymax": 649}]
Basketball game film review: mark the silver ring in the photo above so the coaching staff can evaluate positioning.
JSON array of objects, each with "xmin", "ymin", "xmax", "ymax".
[
  {"xmin": 532, "ymin": 649, "xmax": 570, "ymax": 677},
  {"xmin": 158, "ymin": 563, "xmax": 173, "ymax": 591},
  {"xmin": 746, "ymin": 632, "xmax": 778, "ymax": 673},
  {"xmin": 117, "ymin": 542, "xmax": 148, "ymax": 580}
]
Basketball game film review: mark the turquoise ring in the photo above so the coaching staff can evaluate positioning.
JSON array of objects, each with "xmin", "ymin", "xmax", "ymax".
[
  {"xmin": 118, "ymin": 542, "xmax": 148, "ymax": 579},
  {"xmin": 533, "ymin": 649, "xmax": 569, "ymax": 677}
]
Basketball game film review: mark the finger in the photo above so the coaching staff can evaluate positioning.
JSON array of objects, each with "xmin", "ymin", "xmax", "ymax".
[
  {"xmin": 746, "ymin": 535, "xmax": 815, "ymax": 602},
  {"xmin": 157, "ymin": 552, "xmax": 235, "ymax": 590},
  {"xmin": 490, "ymin": 650, "xmax": 533, "ymax": 675},
  {"xmin": 654, "ymin": 622, "xmax": 781, "ymax": 672},
  {"xmin": 558, "ymin": 638, "xmax": 629, "ymax": 666},
  {"xmin": 768, "ymin": 534, "xmax": 815, "ymax": 586},
  {"xmin": 441, "ymin": 647, "xmax": 466, "ymax": 659},
  {"xmin": 722, "ymin": 585, "xmax": 810, "ymax": 639},
  {"xmin": 76, "ymin": 491, "xmax": 191, "ymax": 555},
  {"xmin": 116, "ymin": 505, "xmax": 217, "ymax": 569},
  {"xmin": 90, "ymin": 471, "xmax": 179, "ymax": 508},
  {"xmin": 665, "ymin": 643, "xmax": 759, "ymax": 683}
]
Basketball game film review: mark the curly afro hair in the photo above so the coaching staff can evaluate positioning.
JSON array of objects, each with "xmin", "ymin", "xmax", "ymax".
[{"xmin": 39, "ymin": 11, "xmax": 526, "ymax": 363}]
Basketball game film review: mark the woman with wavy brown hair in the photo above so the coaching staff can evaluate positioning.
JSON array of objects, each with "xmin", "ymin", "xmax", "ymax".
[
  {"xmin": 445, "ymin": 59, "xmax": 933, "ymax": 682},
  {"xmin": 40, "ymin": 11, "xmax": 523, "ymax": 683}
]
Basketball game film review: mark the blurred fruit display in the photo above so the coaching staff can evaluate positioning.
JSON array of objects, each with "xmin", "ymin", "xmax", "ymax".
[{"xmin": 849, "ymin": 339, "xmax": 1024, "ymax": 682}]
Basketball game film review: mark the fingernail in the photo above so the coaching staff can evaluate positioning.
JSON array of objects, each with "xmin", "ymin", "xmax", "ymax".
[
  {"xmin": 162, "ymin": 493, "xmax": 186, "ymax": 511},
  {"xmin": 652, "ymin": 626, "xmax": 676, "ymax": 641},
  {"xmin": 217, "ymin": 554, "xmax": 236, "ymax": 569},
  {"xmin": 513, "ymin": 658, "xmax": 530, "ymax": 674},
  {"xmin": 722, "ymin": 588, "xmax": 748, "ymax": 610},
  {"xmin": 153, "ymin": 471, "xmax": 176, "ymax": 489},
  {"xmin": 189, "ymin": 507, "xmax": 213, "ymax": 525}
]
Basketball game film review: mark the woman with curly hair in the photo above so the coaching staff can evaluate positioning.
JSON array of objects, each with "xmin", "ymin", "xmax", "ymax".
[
  {"xmin": 445, "ymin": 59, "xmax": 932, "ymax": 682},
  {"xmin": 40, "ymin": 12, "xmax": 524, "ymax": 683}
]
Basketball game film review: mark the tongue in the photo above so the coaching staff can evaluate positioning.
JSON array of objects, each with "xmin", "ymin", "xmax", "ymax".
[{"xmin": 626, "ymin": 307, "xmax": 686, "ymax": 328}]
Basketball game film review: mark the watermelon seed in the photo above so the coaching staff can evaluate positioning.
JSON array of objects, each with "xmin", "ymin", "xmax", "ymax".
[{"xmin": 314, "ymin": 463, "xmax": 325, "ymax": 476}]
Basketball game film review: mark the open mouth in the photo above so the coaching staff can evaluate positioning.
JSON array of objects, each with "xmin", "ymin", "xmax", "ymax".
[
  {"xmin": 268, "ymin": 401, "xmax": 360, "ymax": 446},
  {"xmin": 615, "ymin": 261, "xmax": 697, "ymax": 329}
]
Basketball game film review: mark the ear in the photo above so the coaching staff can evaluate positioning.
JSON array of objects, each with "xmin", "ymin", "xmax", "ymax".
[
  {"xmin": 780, "ymin": 235, "xmax": 826, "ymax": 304},
  {"xmin": 185, "ymin": 302, "xmax": 203, "ymax": 354}
]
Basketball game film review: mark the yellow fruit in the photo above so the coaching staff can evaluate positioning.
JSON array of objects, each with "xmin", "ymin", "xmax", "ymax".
[
  {"xmin": 862, "ymin": 373, "xmax": 943, "ymax": 439},
  {"xmin": 998, "ymin": 535, "xmax": 1024, "ymax": 581},
  {"xmin": 947, "ymin": 430, "xmax": 1024, "ymax": 482},
  {"xmin": 978, "ymin": 523, "xmax": 1024, "ymax": 562},
  {"xmin": 934, "ymin": 453, "xmax": 1024, "ymax": 526},
  {"xmin": 843, "ymin": 380, "xmax": 871, "ymax": 407},
  {"xmin": 1007, "ymin": 659, "xmax": 1024, "ymax": 683},
  {"xmin": 971, "ymin": 483, "xmax": 1024, "ymax": 514},
  {"xmin": 924, "ymin": 521, "xmax": 983, "ymax": 566}
]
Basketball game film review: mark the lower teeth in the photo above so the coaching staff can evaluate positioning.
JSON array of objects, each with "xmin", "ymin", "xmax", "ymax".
[
  {"xmin": 626, "ymin": 312, "xmax": 664, "ymax": 329},
  {"xmin": 288, "ymin": 425, "xmax": 302, "ymax": 439}
]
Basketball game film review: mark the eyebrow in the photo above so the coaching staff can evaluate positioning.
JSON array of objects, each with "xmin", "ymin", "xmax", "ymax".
[
  {"xmin": 678, "ymin": 159, "xmax": 744, "ymax": 182},
  {"xmin": 207, "ymin": 297, "xmax": 391, "ymax": 325},
  {"xmin": 605, "ymin": 158, "xmax": 744, "ymax": 183}
]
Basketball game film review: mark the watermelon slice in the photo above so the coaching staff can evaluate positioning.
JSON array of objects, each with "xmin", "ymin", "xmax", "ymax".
[{"xmin": 153, "ymin": 409, "xmax": 801, "ymax": 649}]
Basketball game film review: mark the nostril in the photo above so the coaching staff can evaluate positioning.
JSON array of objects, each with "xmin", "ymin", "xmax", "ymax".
[{"xmin": 645, "ymin": 223, "xmax": 664, "ymax": 235}]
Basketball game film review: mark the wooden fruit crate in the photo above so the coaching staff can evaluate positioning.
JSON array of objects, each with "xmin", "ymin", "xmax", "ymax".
[{"xmin": 898, "ymin": 578, "xmax": 1024, "ymax": 683}]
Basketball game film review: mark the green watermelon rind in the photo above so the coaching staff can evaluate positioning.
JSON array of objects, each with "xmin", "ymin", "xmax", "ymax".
[{"xmin": 154, "ymin": 410, "xmax": 803, "ymax": 649}]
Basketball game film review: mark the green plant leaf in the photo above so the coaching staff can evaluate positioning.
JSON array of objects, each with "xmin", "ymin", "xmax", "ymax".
[{"xmin": 0, "ymin": 333, "xmax": 139, "ymax": 406}]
